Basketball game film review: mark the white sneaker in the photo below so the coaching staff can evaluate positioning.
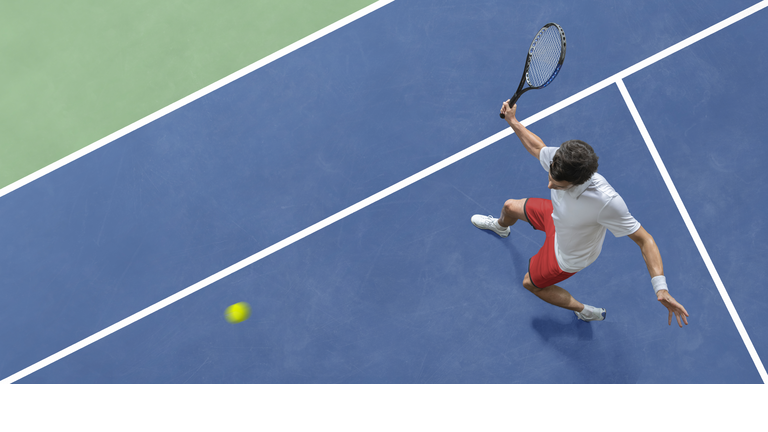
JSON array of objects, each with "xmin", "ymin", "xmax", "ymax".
[
  {"xmin": 471, "ymin": 215, "xmax": 510, "ymax": 238},
  {"xmin": 575, "ymin": 307, "xmax": 606, "ymax": 322}
]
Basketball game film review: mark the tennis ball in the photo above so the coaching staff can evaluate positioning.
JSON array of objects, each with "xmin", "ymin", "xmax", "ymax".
[{"xmin": 224, "ymin": 302, "xmax": 251, "ymax": 324}]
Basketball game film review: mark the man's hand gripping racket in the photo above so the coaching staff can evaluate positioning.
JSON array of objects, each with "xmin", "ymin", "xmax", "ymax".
[{"xmin": 500, "ymin": 23, "xmax": 567, "ymax": 119}]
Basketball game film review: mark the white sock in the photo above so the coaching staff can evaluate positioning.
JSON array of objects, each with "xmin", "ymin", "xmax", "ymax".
[{"xmin": 493, "ymin": 219, "xmax": 506, "ymax": 230}]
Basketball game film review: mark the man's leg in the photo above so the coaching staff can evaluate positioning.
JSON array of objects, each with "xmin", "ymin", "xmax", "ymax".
[
  {"xmin": 471, "ymin": 198, "xmax": 529, "ymax": 237},
  {"xmin": 497, "ymin": 198, "xmax": 529, "ymax": 228},
  {"xmin": 522, "ymin": 272, "xmax": 605, "ymax": 321},
  {"xmin": 522, "ymin": 273, "xmax": 584, "ymax": 311}
]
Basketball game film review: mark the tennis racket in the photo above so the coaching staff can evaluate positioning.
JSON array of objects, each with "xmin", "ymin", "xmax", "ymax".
[{"xmin": 500, "ymin": 23, "xmax": 566, "ymax": 119}]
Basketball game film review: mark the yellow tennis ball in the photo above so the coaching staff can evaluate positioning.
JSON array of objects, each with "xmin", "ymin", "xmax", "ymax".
[{"xmin": 225, "ymin": 302, "xmax": 251, "ymax": 324}]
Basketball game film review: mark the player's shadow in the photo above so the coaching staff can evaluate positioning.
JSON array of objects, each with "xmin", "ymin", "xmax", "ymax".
[
  {"xmin": 494, "ymin": 226, "xmax": 595, "ymax": 341},
  {"xmin": 530, "ymin": 316, "xmax": 640, "ymax": 383},
  {"xmin": 498, "ymin": 233, "xmax": 595, "ymax": 342},
  {"xmin": 495, "ymin": 226, "xmax": 539, "ymax": 290},
  {"xmin": 530, "ymin": 316, "xmax": 594, "ymax": 342},
  {"xmin": 487, "ymin": 227, "xmax": 640, "ymax": 383}
]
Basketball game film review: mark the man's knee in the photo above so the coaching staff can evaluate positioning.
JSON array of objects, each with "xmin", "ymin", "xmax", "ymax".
[
  {"xmin": 522, "ymin": 273, "xmax": 540, "ymax": 293},
  {"xmin": 504, "ymin": 199, "xmax": 528, "ymax": 222}
]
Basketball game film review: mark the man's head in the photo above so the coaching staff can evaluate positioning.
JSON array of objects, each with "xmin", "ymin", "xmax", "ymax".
[{"xmin": 548, "ymin": 140, "xmax": 599, "ymax": 190}]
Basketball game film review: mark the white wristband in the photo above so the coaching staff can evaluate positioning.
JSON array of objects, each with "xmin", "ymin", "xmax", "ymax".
[{"xmin": 651, "ymin": 275, "xmax": 668, "ymax": 294}]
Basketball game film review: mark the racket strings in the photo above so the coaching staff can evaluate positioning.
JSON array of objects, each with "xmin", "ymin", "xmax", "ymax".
[{"xmin": 527, "ymin": 27, "xmax": 564, "ymax": 87}]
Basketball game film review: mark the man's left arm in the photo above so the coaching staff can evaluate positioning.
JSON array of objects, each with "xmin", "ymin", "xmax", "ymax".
[{"xmin": 628, "ymin": 226, "xmax": 690, "ymax": 327}]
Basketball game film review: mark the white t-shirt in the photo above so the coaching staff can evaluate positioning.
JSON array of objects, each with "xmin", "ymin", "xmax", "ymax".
[{"xmin": 539, "ymin": 146, "xmax": 641, "ymax": 273}]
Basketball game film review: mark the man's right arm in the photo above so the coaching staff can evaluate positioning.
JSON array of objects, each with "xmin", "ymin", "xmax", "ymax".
[{"xmin": 500, "ymin": 101, "xmax": 546, "ymax": 159}]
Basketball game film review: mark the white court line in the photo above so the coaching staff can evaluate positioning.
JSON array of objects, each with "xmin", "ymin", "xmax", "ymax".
[
  {"xmin": 3, "ymin": 0, "xmax": 768, "ymax": 384},
  {"xmin": 0, "ymin": 0, "xmax": 396, "ymax": 201},
  {"xmin": 0, "ymin": 127, "xmax": 509, "ymax": 385},
  {"xmin": 617, "ymin": 79, "xmax": 768, "ymax": 384}
]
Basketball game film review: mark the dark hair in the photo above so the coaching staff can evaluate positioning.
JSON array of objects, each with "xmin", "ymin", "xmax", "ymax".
[{"xmin": 550, "ymin": 140, "xmax": 599, "ymax": 186}]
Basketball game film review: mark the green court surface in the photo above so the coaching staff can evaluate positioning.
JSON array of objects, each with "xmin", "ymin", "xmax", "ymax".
[{"xmin": 0, "ymin": 0, "xmax": 376, "ymax": 190}]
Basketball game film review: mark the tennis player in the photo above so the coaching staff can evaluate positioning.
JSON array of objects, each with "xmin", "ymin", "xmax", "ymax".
[{"xmin": 471, "ymin": 101, "xmax": 689, "ymax": 326}]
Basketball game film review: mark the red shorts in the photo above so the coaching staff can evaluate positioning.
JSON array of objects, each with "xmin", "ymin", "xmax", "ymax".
[{"xmin": 524, "ymin": 198, "xmax": 576, "ymax": 288}]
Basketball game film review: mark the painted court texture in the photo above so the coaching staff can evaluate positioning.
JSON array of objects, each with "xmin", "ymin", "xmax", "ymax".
[{"xmin": 1, "ymin": 0, "xmax": 767, "ymax": 384}]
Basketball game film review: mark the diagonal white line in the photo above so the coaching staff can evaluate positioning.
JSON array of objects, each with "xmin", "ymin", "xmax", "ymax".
[
  {"xmin": 4, "ymin": 0, "xmax": 765, "ymax": 202},
  {"xmin": 614, "ymin": 0, "xmax": 768, "ymax": 81},
  {"xmin": 616, "ymin": 79, "xmax": 768, "ymax": 384},
  {"xmin": 0, "ymin": 128, "xmax": 512, "ymax": 385},
  {"xmin": 3, "ymin": 0, "xmax": 768, "ymax": 384},
  {"xmin": 0, "ymin": 0, "xmax": 396, "ymax": 201}
]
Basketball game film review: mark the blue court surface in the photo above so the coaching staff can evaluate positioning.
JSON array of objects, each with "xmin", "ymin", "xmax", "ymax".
[{"xmin": 2, "ymin": 0, "xmax": 768, "ymax": 389}]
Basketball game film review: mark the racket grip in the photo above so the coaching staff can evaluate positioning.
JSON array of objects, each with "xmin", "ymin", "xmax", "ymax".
[
  {"xmin": 499, "ymin": 99, "xmax": 512, "ymax": 119},
  {"xmin": 500, "ymin": 95, "xmax": 520, "ymax": 119}
]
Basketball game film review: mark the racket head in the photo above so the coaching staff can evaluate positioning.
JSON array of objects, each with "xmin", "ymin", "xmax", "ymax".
[
  {"xmin": 525, "ymin": 23, "xmax": 566, "ymax": 89},
  {"xmin": 500, "ymin": 23, "xmax": 566, "ymax": 119}
]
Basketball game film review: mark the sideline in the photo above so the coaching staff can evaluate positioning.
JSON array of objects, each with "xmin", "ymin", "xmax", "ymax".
[
  {"xmin": 0, "ymin": 0, "xmax": 396, "ymax": 200},
  {"xmin": 617, "ymin": 79, "xmax": 767, "ymax": 383}
]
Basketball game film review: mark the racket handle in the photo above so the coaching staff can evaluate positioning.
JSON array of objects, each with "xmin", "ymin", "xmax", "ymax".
[{"xmin": 499, "ymin": 94, "xmax": 521, "ymax": 119}]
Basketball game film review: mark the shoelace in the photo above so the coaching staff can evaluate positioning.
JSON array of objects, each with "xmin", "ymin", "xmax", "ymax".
[
  {"xmin": 482, "ymin": 215, "xmax": 497, "ymax": 229},
  {"xmin": 484, "ymin": 216, "xmax": 507, "ymax": 232}
]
